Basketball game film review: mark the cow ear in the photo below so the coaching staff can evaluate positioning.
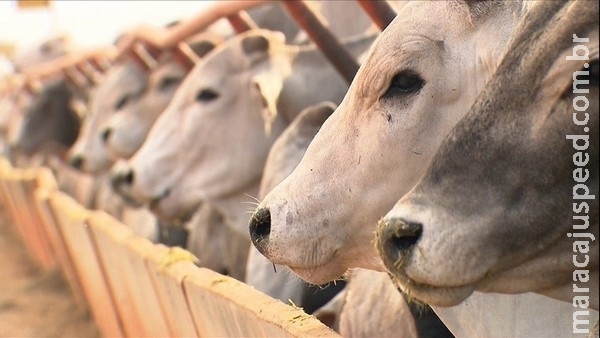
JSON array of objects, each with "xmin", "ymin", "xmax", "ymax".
[
  {"xmin": 188, "ymin": 33, "xmax": 223, "ymax": 58},
  {"xmin": 241, "ymin": 32, "xmax": 285, "ymax": 65},
  {"xmin": 251, "ymin": 71, "xmax": 283, "ymax": 136}
]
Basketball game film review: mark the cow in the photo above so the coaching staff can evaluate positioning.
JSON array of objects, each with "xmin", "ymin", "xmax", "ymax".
[
  {"xmin": 111, "ymin": 28, "xmax": 375, "ymax": 227},
  {"xmin": 96, "ymin": 34, "xmax": 221, "ymax": 161},
  {"xmin": 376, "ymin": 0, "xmax": 599, "ymax": 313},
  {"xmin": 68, "ymin": 34, "xmax": 220, "ymax": 173},
  {"xmin": 249, "ymin": 0, "xmax": 529, "ymax": 288},
  {"xmin": 8, "ymin": 78, "xmax": 80, "ymax": 158},
  {"xmin": 245, "ymin": 1, "xmax": 598, "ymax": 336},
  {"xmin": 248, "ymin": 101, "xmax": 345, "ymax": 314},
  {"xmin": 253, "ymin": 100, "xmax": 451, "ymax": 336}
]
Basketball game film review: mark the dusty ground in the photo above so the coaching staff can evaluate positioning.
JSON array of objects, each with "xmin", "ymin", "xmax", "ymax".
[{"xmin": 0, "ymin": 208, "xmax": 99, "ymax": 338}]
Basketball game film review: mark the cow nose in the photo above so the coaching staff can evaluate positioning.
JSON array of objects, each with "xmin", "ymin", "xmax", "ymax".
[
  {"xmin": 377, "ymin": 218, "xmax": 422, "ymax": 264},
  {"xmin": 249, "ymin": 207, "xmax": 271, "ymax": 253},
  {"xmin": 69, "ymin": 154, "xmax": 84, "ymax": 169},
  {"xmin": 101, "ymin": 128, "xmax": 112, "ymax": 143},
  {"xmin": 111, "ymin": 167, "xmax": 134, "ymax": 188}
]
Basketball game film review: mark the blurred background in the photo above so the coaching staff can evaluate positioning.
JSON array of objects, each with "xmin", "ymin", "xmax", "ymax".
[{"xmin": 0, "ymin": 0, "xmax": 215, "ymax": 73}]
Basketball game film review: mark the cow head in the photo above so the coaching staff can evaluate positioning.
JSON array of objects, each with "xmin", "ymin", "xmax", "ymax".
[
  {"xmin": 99, "ymin": 35, "xmax": 221, "ymax": 160},
  {"xmin": 377, "ymin": 1, "xmax": 599, "ymax": 308},
  {"xmin": 250, "ymin": 1, "xmax": 529, "ymax": 284},
  {"xmin": 9, "ymin": 79, "xmax": 80, "ymax": 158},
  {"xmin": 68, "ymin": 60, "xmax": 147, "ymax": 173},
  {"xmin": 112, "ymin": 30, "xmax": 290, "ymax": 223}
]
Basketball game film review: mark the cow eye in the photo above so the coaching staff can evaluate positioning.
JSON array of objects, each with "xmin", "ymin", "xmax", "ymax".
[
  {"xmin": 114, "ymin": 95, "xmax": 130, "ymax": 111},
  {"xmin": 196, "ymin": 89, "xmax": 219, "ymax": 102},
  {"xmin": 385, "ymin": 72, "xmax": 424, "ymax": 96},
  {"xmin": 158, "ymin": 76, "xmax": 181, "ymax": 91}
]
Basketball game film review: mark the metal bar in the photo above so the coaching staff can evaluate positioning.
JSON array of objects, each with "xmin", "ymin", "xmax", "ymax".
[
  {"xmin": 282, "ymin": 1, "xmax": 359, "ymax": 84},
  {"xmin": 357, "ymin": 0, "xmax": 397, "ymax": 31},
  {"xmin": 226, "ymin": 10, "xmax": 258, "ymax": 34},
  {"xmin": 172, "ymin": 43, "xmax": 199, "ymax": 72}
]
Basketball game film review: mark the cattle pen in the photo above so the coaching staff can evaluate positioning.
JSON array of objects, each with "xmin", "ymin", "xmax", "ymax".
[
  {"xmin": 0, "ymin": 156, "xmax": 340, "ymax": 337},
  {"xmin": 0, "ymin": 1, "xmax": 400, "ymax": 336}
]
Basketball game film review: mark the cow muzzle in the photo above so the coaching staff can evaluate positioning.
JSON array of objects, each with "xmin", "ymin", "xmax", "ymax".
[{"xmin": 376, "ymin": 217, "xmax": 422, "ymax": 272}]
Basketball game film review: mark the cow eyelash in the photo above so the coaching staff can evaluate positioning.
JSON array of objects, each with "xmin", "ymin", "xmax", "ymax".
[
  {"xmin": 384, "ymin": 71, "xmax": 425, "ymax": 97},
  {"xmin": 196, "ymin": 89, "xmax": 219, "ymax": 102}
]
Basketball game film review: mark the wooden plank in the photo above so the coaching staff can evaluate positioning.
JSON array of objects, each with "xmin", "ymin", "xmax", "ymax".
[
  {"xmin": 19, "ymin": 171, "xmax": 57, "ymax": 269},
  {"xmin": 84, "ymin": 211, "xmax": 140, "ymax": 337},
  {"xmin": 87, "ymin": 211, "xmax": 171, "ymax": 337},
  {"xmin": 122, "ymin": 237, "xmax": 172, "ymax": 336},
  {"xmin": 34, "ymin": 181, "xmax": 87, "ymax": 307},
  {"xmin": 183, "ymin": 267, "xmax": 340, "ymax": 337},
  {"xmin": 144, "ymin": 246, "xmax": 200, "ymax": 337},
  {"xmin": 1, "ymin": 170, "xmax": 51, "ymax": 268},
  {"xmin": 0, "ymin": 167, "xmax": 26, "ymax": 236},
  {"xmin": 49, "ymin": 192, "xmax": 124, "ymax": 337}
]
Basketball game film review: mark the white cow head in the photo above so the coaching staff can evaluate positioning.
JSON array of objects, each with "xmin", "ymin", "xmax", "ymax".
[
  {"xmin": 68, "ymin": 60, "xmax": 147, "ymax": 174},
  {"xmin": 70, "ymin": 61, "xmax": 148, "ymax": 173},
  {"xmin": 112, "ymin": 30, "xmax": 292, "ymax": 222},
  {"xmin": 69, "ymin": 36, "xmax": 220, "ymax": 174},
  {"xmin": 251, "ymin": 1, "xmax": 529, "ymax": 284},
  {"xmin": 377, "ymin": 1, "xmax": 599, "ymax": 308},
  {"xmin": 99, "ymin": 57, "xmax": 187, "ymax": 160}
]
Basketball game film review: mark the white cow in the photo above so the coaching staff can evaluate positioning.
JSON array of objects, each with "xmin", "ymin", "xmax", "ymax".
[
  {"xmin": 250, "ymin": 0, "xmax": 529, "ymax": 292},
  {"xmin": 248, "ymin": 1, "xmax": 599, "ymax": 336},
  {"xmin": 98, "ymin": 34, "xmax": 221, "ymax": 160},
  {"xmin": 377, "ymin": 0, "xmax": 599, "ymax": 313},
  {"xmin": 248, "ymin": 102, "xmax": 339, "ymax": 312},
  {"xmin": 254, "ymin": 100, "xmax": 450, "ymax": 336}
]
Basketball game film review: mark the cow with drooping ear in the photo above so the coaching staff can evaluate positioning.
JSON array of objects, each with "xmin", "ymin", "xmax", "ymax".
[
  {"xmin": 377, "ymin": 0, "xmax": 599, "ymax": 310},
  {"xmin": 112, "ymin": 28, "xmax": 374, "ymax": 225},
  {"xmin": 251, "ymin": 0, "xmax": 529, "ymax": 285}
]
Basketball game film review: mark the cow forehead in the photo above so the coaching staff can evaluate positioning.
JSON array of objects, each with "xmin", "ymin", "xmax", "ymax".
[{"xmin": 92, "ymin": 62, "xmax": 146, "ymax": 106}]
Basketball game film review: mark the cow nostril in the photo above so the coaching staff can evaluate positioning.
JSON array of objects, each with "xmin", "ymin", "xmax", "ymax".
[
  {"xmin": 122, "ymin": 169, "xmax": 134, "ymax": 185},
  {"xmin": 249, "ymin": 208, "xmax": 271, "ymax": 252},
  {"xmin": 112, "ymin": 168, "xmax": 134, "ymax": 189},
  {"xmin": 378, "ymin": 218, "xmax": 422, "ymax": 265},
  {"xmin": 69, "ymin": 155, "xmax": 84, "ymax": 169},
  {"xmin": 101, "ymin": 128, "xmax": 112, "ymax": 143}
]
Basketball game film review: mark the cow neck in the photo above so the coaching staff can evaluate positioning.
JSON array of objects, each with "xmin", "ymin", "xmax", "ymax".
[
  {"xmin": 278, "ymin": 33, "xmax": 377, "ymax": 124},
  {"xmin": 209, "ymin": 178, "xmax": 261, "ymax": 237}
]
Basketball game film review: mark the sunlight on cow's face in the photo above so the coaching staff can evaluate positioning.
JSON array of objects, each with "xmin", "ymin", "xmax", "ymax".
[
  {"xmin": 118, "ymin": 31, "xmax": 288, "ymax": 221},
  {"xmin": 101, "ymin": 60, "xmax": 186, "ymax": 160},
  {"xmin": 254, "ymin": 1, "xmax": 524, "ymax": 284}
]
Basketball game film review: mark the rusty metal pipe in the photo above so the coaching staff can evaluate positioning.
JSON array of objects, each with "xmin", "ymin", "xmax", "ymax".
[
  {"xmin": 173, "ymin": 43, "xmax": 200, "ymax": 72},
  {"xmin": 357, "ymin": 0, "xmax": 397, "ymax": 31},
  {"xmin": 226, "ymin": 10, "xmax": 258, "ymax": 34},
  {"xmin": 282, "ymin": 1, "xmax": 359, "ymax": 84},
  {"xmin": 129, "ymin": 43, "xmax": 158, "ymax": 72}
]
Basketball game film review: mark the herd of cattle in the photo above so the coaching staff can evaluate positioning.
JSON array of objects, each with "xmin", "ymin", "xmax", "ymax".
[{"xmin": 0, "ymin": 1, "xmax": 598, "ymax": 337}]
